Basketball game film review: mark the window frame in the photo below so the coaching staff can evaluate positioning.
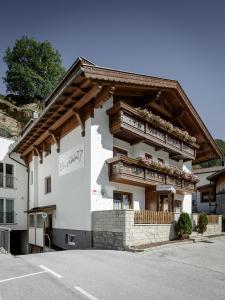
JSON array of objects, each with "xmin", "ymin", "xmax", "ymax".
[
  {"xmin": 200, "ymin": 191, "xmax": 215, "ymax": 203},
  {"xmin": 45, "ymin": 176, "xmax": 52, "ymax": 194},
  {"xmin": 113, "ymin": 191, "xmax": 133, "ymax": 210},
  {"xmin": 157, "ymin": 158, "xmax": 164, "ymax": 164},
  {"xmin": 145, "ymin": 153, "xmax": 152, "ymax": 160},
  {"xmin": 0, "ymin": 198, "xmax": 15, "ymax": 224},
  {"xmin": 113, "ymin": 147, "xmax": 128, "ymax": 157}
]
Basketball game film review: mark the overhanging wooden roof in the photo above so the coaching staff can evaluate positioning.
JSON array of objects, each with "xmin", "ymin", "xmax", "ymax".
[{"xmin": 12, "ymin": 57, "xmax": 221, "ymax": 163}]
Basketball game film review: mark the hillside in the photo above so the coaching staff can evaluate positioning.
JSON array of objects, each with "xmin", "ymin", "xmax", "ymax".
[{"xmin": 0, "ymin": 95, "xmax": 43, "ymax": 139}]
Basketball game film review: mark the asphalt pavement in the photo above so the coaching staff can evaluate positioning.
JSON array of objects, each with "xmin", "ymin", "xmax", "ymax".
[{"xmin": 0, "ymin": 237, "xmax": 225, "ymax": 300}]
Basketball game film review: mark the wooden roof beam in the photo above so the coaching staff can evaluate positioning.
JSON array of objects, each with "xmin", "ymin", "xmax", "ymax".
[
  {"xmin": 20, "ymin": 84, "xmax": 102, "ymax": 157},
  {"xmin": 73, "ymin": 109, "xmax": 85, "ymax": 137},
  {"xmin": 33, "ymin": 146, "xmax": 43, "ymax": 163},
  {"xmin": 48, "ymin": 130, "xmax": 60, "ymax": 152},
  {"xmin": 95, "ymin": 86, "xmax": 115, "ymax": 108}
]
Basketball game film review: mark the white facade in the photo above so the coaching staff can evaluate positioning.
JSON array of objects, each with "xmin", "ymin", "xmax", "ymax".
[
  {"xmin": 28, "ymin": 95, "xmax": 193, "ymax": 246},
  {"xmin": 0, "ymin": 137, "xmax": 27, "ymax": 231}
]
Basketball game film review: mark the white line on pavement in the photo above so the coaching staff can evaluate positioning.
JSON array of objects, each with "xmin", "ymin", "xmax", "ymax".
[
  {"xmin": 39, "ymin": 265, "xmax": 62, "ymax": 278},
  {"xmin": 0, "ymin": 271, "xmax": 47, "ymax": 283},
  {"xmin": 74, "ymin": 286, "xmax": 100, "ymax": 300}
]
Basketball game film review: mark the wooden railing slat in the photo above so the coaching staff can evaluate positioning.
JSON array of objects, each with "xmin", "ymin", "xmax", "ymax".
[{"xmin": 134, "ymin": 210, "xmax": 174, "ymax": 224}]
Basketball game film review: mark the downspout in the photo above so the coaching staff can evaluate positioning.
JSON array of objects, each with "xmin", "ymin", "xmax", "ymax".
[{"xmin": 8, "ymin": 150, "xmax": 30, "ymax": 252}]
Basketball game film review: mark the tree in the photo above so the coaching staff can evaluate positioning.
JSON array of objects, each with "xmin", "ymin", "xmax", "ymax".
[{"xmin": 3, "ymin": 36, "xmax": 65, "ymax": 103}]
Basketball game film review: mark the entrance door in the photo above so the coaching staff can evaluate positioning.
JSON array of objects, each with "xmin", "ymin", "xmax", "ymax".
[
  {"xmin": 158, "ymin": 193, "xmax": 174, "ymax": 212},
  {"xmin": 159, "ymin": 194, "xmax": 169, "ymax": 212}
]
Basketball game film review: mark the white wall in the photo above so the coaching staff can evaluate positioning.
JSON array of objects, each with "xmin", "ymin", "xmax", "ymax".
[
  {"xmin": 90, "ymin": 98, "xmax": 146, "ymax": 211},
  {"xmin": 29, "ymin": 120, "xmax": 92, "ymax": 231},
  {"xmin": 0, "ymin": 137, "xmax": 27, "ymax": 230}
]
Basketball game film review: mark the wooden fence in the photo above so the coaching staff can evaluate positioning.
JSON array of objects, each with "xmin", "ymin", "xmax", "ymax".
[
  {"xmin": 134, "ymin": 210, "xmax": 174, "ymax": 224},
  {"xmin": 207, "ymin": 215, "xmax": 219, "ymax": 224}
]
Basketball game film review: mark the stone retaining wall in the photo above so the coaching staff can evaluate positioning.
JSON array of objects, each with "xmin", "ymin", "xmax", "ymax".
[
  {"xmin": 192, "ymin": 213, "xmax": 222, "ymax": 236},
  {"xmin": 92, "ymin": 210, "xmax": 223, "ymax": 250},
  {"xmin": 92, "ymin": 210, "xmax": 177, "ymax": 250}
]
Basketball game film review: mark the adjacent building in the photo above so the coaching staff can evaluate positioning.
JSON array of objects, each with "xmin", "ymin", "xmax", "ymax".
[
  {"xmin": 208, "ymin": 168, "xmax": 225, "ymax": 214},
  {"xmin": 0, "ymin": 135, "xmax": 28, "ymax": 254},
  {"xmin": 192, "ymin": 166, "xmax": 224, "ymax": 213},
  {"xmin": 10, "ymin": 57, "xmax": 221, "ymax": 251}
]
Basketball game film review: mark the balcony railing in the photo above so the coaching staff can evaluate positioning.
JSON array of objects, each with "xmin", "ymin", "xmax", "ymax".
[
  {"xmin": 107, "ymin": 102, "xmax": 199, "ymax": 161},
  {"xmin": 107, "ymin": 156, "xmax": 196, "ymax": 193},
  {"xmin": 0, "ymin": 212, "xmax": 15, "ymax": 224},
  {"xmin": 0, "ymin": 173, "xmax": 15, "ymax": 189},
  {"xmin": 134, "ymin": 210, "xmax": 174, "ymax": 224}
]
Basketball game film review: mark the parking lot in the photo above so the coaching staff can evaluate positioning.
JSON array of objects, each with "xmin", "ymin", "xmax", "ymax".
[{"xmin": 0, "ymin": 237, "xmax": 225, "ymax": 300}]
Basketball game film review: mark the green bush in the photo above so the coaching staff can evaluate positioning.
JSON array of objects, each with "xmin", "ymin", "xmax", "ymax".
[
  {"xmin": 222, "ymin": 216, "xmax": 225, "ymax": 232},
  {"xmin": 197, "ymin": 213, "xmax": 208, "ymax": 234},
  {"xmin": 175, "ymin": 213, "xmax": 192, "ymax": 239}
]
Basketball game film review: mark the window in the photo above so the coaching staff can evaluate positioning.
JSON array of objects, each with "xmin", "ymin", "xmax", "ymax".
[
  {"xmin": 45, "ymin": 143, "xmax": 51, "ymax": 157},
  {"xmin": 113, "ymin": 147, "xmax": 128, "ymax": 157},
  {"xmin": 67, "ymin": 234, "xmax": 76, "ymax": 246},
  {"xmin": 6, "ymin": 199, "xmax": 14, "ymax": 223},
  {"xmin": 0, "ymin": 199, "xmax": 14, "ymax": 224},
  {"xmin": 174, "ymin": 200, "xmax": 182, "ymax": 213},
  {"xmin": 0, "ymin": 163, "xmax": 3, "ymax": 187},
  {"xmin": 145, "ymin": 153, "xmax": 152, "ymax": 160},
  {"xmin": 5, "ymin": 164, "xmax": 14, "ymax": 188},
  {"xmin": 113, "ymin": 191, "xmax": 132, "ymax": 209},
  {"xmin": 0, "ymin": 199, "xmax": 3, "ymax": 223},
  {"xmin": 45, "ymin": 176, "xmax": 51, "ymax": 194},
  {"xmin": 29, "ymin": 214, "xmax": 35, "ymax": 227},
  {"xmin": 37, "ymin": 214, "xmax": 45, "ymax": 228},
  {"xmin": 201, "ymin": 192, "xmax": 214, "ymax": 203},
  {"xmin": 157, "ymin": 158, "xmax": 164, "ymax": 164}
]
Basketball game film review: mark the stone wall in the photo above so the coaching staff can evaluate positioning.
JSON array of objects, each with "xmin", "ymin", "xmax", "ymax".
[
  {"xmin": 92, "ymin": 210, "xmax": 177, "ymax": 250},
  {"xmin": 192, "ymin": 213, "xmax": 222, "ymax": 236},
  {"xmin": 92, "ymin": 210, "xmax": 223, "ymax": 250},
  {"xmin": 92, "ymin": 210, "xmax": 126, "ymax": 250}
]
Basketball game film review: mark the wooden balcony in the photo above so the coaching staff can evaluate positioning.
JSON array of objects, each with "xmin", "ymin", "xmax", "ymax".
[
  {"xmin": 107, "ymin": 102, "xmax": 199, "ymax": 161},
  {"xmin": 107, "ymin": 156, "xmax": 196, "ymax": 193}
]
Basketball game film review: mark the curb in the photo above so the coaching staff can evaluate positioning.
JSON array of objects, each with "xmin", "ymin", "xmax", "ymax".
[{"xmin": 127, "ymin": 240, "xmax": 194, "ymax": 253}]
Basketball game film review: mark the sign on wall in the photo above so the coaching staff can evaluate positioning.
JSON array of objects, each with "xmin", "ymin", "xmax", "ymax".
[{"xmin": 59, "ymin": 143, "xmax": 84, "ymax": 176}]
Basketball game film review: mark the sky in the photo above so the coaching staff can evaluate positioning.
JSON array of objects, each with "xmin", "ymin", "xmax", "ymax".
[{"xmin": 0, "ymin": 0, "xmax": 225, "ymax": 139}]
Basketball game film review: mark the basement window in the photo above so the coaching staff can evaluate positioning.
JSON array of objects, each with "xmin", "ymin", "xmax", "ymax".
[{"xmin": 67, "ymin": 234, "xmax": 76, "ymax": 246}]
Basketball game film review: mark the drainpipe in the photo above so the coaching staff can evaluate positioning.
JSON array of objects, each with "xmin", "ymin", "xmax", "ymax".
[{"xmin": 8, "ymin": 150, "xmax": 30, "ymax": 252}]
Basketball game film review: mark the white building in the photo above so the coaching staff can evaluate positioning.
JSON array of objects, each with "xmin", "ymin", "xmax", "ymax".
[
  {"xmin": 0, "ymin": 136, "xmax": 28, "ymax": 254},
  {"xmin": 10, "ymin": 57, "xmax": 221, "ymax": 251}
]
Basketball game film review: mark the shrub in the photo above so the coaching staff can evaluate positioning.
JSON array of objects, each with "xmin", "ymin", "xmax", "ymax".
[
  {"xmin": 175, "ymin": 213, "xmax": 192, "ymax": 239},
  {"xmin": 197, "ymin": 213, "xmax": 208, "ymax": 234}
]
